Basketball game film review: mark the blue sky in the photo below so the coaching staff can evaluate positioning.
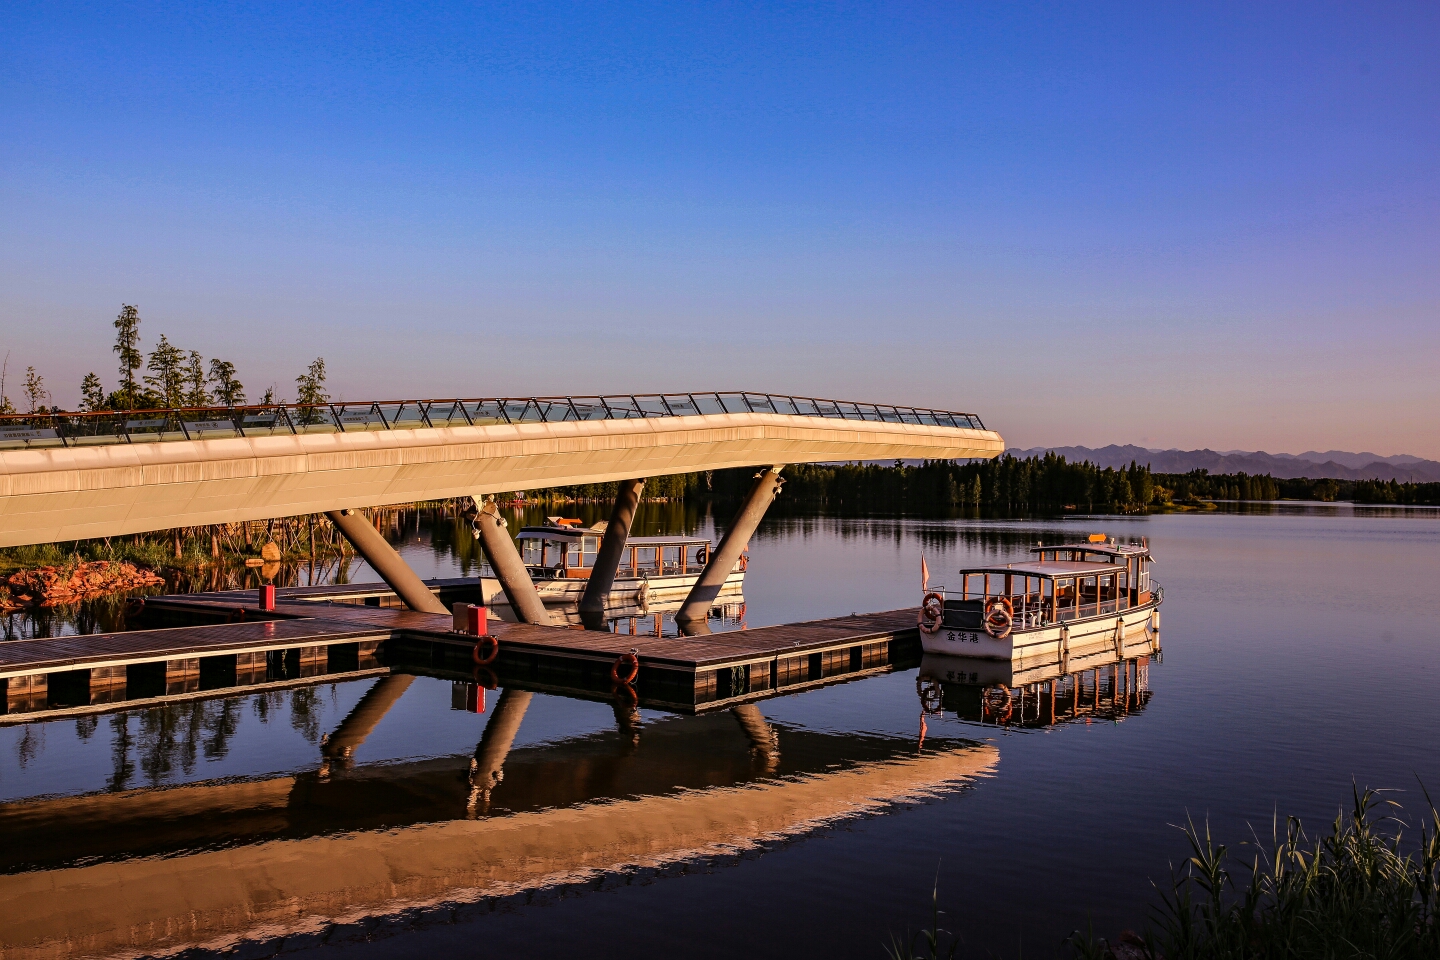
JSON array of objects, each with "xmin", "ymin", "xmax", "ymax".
[{"xmin": 3, "ymin": 2, "xmax": 1437, "ymax": 456}]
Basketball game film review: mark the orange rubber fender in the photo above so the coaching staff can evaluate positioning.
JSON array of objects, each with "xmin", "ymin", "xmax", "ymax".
[
  {"xmin": 473, "ymin": 635, "xmax": 499, "ymax": 666},
  {"xmin": 611, "ymin": 648, "xmax": 640, "ymax": 684}
]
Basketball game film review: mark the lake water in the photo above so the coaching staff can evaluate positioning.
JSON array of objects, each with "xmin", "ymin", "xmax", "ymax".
[{"xmin": 2, "ymin": 503, "xmax": 1438, "ymax": 958}]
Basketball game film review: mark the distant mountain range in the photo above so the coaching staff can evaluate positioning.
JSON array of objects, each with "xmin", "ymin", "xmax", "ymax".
[{"xmin": 1004, "ymin": 445, "xmax": 1440, "ymax": 483}]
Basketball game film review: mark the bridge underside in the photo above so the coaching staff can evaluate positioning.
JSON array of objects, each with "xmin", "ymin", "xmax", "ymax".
[{"xmin": 0, "ymin": 412, "xmax": 1002, "ymax": 546}]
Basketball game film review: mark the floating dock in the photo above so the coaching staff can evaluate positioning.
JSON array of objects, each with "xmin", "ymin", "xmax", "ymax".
[{"xmin": 1, "ymin": 583, "xmax": 919, "ymax": 720}]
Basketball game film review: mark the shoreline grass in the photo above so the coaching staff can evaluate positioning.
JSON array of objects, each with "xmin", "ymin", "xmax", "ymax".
[{"xmin": 889, "ymin": 787, "xmax": 1440, "ymax": 959}]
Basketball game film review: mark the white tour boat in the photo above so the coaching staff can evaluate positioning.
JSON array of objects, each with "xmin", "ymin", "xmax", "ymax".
[
  {"xmin": 918, "ymin": 534, "xmax": 1162, "ymax": 665},
  {"xmin": 477, "ymin": 518, "xmax": 746, "ymax": 609}
]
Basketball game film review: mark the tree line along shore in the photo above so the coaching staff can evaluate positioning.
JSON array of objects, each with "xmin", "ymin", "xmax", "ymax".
[
  {"xmin": 502, "ymin": 457, "xmax": 1440, "ymax": 511},
  {"xmin": 698, "ymin": 457, "xmax": 1440, "ymax": 509}
]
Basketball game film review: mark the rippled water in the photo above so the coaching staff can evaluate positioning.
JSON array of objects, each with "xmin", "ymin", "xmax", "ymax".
[{"xmin": 2, "ymin": 503, "xmax": 1437, "ymax": 958}]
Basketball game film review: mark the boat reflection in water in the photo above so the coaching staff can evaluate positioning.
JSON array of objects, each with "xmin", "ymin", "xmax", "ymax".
[
  {"xmin": 0, "ymin": 676, "xmax": 994, "ymax": 960},
  {"xmin": 917, "ymin": 629, "xmax": 1160, "ymax": 729}
]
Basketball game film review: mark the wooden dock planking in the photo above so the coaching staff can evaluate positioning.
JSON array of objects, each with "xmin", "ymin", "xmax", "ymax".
[
  {"xmin": 144, "ymin": 591, "xmax": 918, "ymax": 672},
  {"xmin": 3, "ymin": 585, "xmax": 920, "ymax": 715},
  {"xmin": 0, "ymin": 618, "xmax": 387, "ymax": 679},
  {"xmin": 299, "ymin": 603, "xmax": 915, "ymax": 672}
]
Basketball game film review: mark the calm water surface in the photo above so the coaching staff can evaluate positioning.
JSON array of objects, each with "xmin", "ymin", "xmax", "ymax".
[{"xmin": 2, "ymin": 504, "xmax": 1438, "ymax": 958}]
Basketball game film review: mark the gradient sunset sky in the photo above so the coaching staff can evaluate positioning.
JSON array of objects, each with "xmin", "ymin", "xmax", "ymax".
[{"xmin": 3, "ymin": 3, "xmax": 1437, "ymax": 456}]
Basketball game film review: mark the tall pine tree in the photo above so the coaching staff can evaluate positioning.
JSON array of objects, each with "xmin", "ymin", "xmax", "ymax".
[{"xmin": 112, "ymin": 304, "xmax": 143, "ymax": 408}]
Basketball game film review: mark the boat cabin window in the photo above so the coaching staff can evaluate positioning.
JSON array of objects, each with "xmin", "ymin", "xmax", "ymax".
[
  {"xmin": 632, "ymin": 546, "xmax": 660, "ymax": 575},
  {"xmin": 582, "ymin": 536, "xmax": 598, "ymax": 569},
  {"xmin": 1048, "ymin": 572, "xmax": 1129, "ymax": 621},
  {"xmin": 521, "ymin": 536, "xmax": 581, "ymax": 571},
  {"xmin": 662, "ymin": 545, "xmax": 683, "ymax": 574}
]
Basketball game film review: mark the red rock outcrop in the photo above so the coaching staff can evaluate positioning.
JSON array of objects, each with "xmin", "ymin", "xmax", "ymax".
[{"xmin": 3, "ymin": 561, "xmax": 165, "ymax": 609}]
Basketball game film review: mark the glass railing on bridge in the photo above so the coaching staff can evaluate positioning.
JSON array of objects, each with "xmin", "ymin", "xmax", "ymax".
[{"xmin": 0, "ymin": 392, "xmax": 988, "ymax": 449}]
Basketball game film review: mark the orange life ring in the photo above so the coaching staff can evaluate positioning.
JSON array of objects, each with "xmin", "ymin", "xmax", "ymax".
[
  {"xmin": 473, "ymin": 635, "xmax": 499, "ymax": 666},
  {"xmin": 984, "ymin": 597, "xmax": 1014, "ymax": 639},
  {"xmin": 738, "ymin": 554, "xmax": 749, "ymax": 572},
  {"xmin": 982, "ymin": 684, "xmax": 1013, "ymax": 723},
  {"xmin": 611, "ymin": 649, "xmax": 640, "ymax": 684},
  {"xmin": 472, "ymin": 665, "xmax": 499, "ymax": 689},
  {"xmin": 918, "ymin": 678, "xmax": 943, "ymax": 714},
  {"xmin": 124, "ymin": 596, "xmax": 145, "ymax": 619},
  {"xmin": 612, "ymin": 680, "xmax": 639, "ymax": 708},
  {"xmin": 918, "ymin": 592, "xmax": 944, "ymax": 634}
]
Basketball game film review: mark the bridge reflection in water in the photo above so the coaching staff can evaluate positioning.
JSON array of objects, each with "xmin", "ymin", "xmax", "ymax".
[{"xmin": 0, "ymin": 676, "xmax": 997, "ymax": 960}]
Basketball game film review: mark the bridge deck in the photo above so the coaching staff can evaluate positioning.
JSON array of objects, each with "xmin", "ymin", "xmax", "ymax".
[
  {"xmin": 0, "ymin": 398, "xmax": 1003, "ymax": 546},
  {"xmin": 2, "ymin": 586, "xmax": 919, "ymax": 718}
]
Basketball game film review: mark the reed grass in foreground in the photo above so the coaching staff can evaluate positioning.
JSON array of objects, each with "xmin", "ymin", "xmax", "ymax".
[{"xmin": 889, "ymin": 787, "xmax": 1440, "ymax": 959}]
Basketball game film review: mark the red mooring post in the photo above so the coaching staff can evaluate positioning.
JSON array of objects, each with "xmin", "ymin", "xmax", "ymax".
[{"xmin": 259, "ymin": 584, "xmax": 275, "ymax": 611}]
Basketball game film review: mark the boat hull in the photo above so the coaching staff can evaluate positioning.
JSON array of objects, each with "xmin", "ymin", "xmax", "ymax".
[
  {"xmin": 921, "ymin": 602, "xmax": 1160, "ymax": 664},
  {"xmin": 479, "ymin": 569, "xmax": 746, "ymax": 608}
]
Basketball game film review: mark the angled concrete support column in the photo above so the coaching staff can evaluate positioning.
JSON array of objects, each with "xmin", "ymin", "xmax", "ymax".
[
  {"xmin": 326, "ymin": 509, "xmax": 447, "ymax": 615},
  {"xmin": 579, "ymin": 478, "xmax": 645, "ymax": 629},
  {"xmin": 320, "ymin": 674, "xmax": 415, "ymax": 773},
  {"xmin": 473, "ymin": 499, "xmax": 553, "ymax": 625},
  {"xmin": 731, "ymin": 703, "xmax": 779, "ymax": 774},
  {"xmin": 675, "ymin": 465, "xmax": 784, "ymax": 633},
  {"xmin": 469, "ymin": 689, "xmax": 534, "ymax": 812}
]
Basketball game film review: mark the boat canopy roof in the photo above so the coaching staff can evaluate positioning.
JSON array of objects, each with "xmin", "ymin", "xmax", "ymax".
[
  {"xmin": 516, "ymin": 526, "xmax": 709, "ymax": 546},
  {"xmin": 1031, "ymin": 541, "xmax": 1151, "ymax": 561},
  {"xmin": 957, "ymin": 559, "xmax": 1127, "ymax": 580}
]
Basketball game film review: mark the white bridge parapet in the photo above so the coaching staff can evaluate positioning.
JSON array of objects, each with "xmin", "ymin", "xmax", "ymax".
[{"xmin": 0, "ymin": 411, "xmax": 1003, "ymax": 546}]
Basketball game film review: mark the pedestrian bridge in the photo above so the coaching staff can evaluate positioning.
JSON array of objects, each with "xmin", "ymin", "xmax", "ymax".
[{"xmin": 0, "ymin": 393, "xmax": 1002, "ymax": 546}]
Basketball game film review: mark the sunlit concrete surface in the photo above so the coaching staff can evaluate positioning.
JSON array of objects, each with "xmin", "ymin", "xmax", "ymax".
[
  {"xmin": 0, "ymin": 412, "xmax": 1003, "ymax": 546},
  {"xmin": 0, "ymin": 743, "xmax": 997, "ymax": 959}
]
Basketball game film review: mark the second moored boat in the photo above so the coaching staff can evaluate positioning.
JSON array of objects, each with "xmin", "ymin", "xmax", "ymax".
[
  {"xmin": 477, "ymin": 517, "xmax": 746, "ymax": 610},
  {"xmin": 918, "ymin": 534, "xmax": 1161, "ymax": 664}
]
